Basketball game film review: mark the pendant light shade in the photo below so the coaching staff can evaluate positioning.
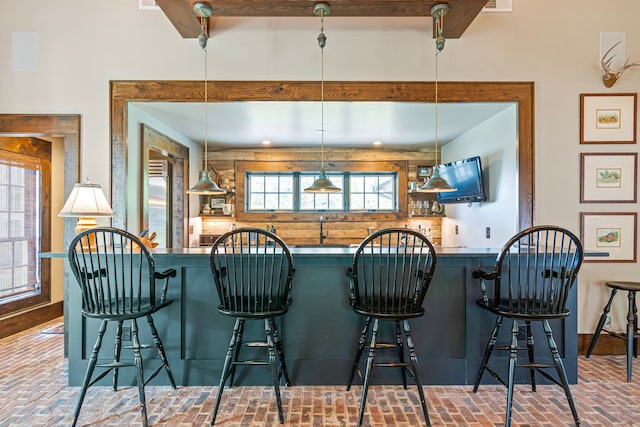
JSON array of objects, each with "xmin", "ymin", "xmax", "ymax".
[
  {"xmin": 418, "ymin": 166, "xmax": 456, "ymax": 192},
  {"xmin": 304, "ymin": 168, "xmax": 341, "ymax": 193},
  {"xmin": 304, "ymin": 3, "xmax": 341, "ymax": 194},
  {"xmin": 187, "ymin": 170, "xmax": 226, "ymax": 195},
  {"xmin": 186, "ymin": 3, "xmax": 226, "ymax": 196},
  {"xmin": 418, "ymin": 3, "xmax": 456, "ymax": 193}
]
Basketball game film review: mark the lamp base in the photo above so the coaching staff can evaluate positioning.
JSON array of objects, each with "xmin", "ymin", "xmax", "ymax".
[{"xmin": 75, "ymin": 217, "xmax": 98, "ymax": 249}]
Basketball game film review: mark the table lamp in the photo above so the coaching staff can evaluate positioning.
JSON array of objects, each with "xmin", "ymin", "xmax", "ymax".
[{"xmin": 58, "ymin": 179, "xmax": 114, "ymax": 236}]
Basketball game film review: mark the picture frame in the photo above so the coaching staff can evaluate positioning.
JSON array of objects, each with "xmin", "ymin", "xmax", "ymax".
[
  {"xmin": 580, "ymin": 212, "xmax": 637, "ymax": 262},
  {"xmin": 580, "ymin": 93, "xmax": 637, "ymax": 144},
  {"xmin": 209, "ymin": 197, "xmax": 226, "ymax": 209},
  {"xmin": 417, "ymin": 166, "xmax": 431, "ymax": 178},
  {"xmin": 580, "ymin": 152, "xmax": 637, "ymax": 203}
]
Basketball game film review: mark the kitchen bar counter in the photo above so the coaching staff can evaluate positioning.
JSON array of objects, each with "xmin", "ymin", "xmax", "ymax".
[{"xmin": 63, "ymin": 246, "xmax": 578, "ymax": 387}]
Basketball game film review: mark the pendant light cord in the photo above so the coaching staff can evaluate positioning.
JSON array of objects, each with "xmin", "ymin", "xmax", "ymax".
[
  {"xmin": 434, "ymin": 48, "xmax": 439, "ymax": 167},
  {"xmin": 319, "ymin": 10, "xmax": 326, "ymax": 171},
  {"xmin": 204, "ymin": 43, "xmax": 208, "ymax": 173}
]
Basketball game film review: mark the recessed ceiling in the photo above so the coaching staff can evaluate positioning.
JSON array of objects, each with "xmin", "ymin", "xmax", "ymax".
[{"xmin": 132, "ymin": 101, "xmax": 514, "ymax": 149}]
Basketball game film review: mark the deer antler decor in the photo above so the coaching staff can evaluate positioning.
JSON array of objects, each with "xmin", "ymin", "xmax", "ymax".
[{"xmin": 601, "ymin": 41, "xmax": 640, "ymax": 88}]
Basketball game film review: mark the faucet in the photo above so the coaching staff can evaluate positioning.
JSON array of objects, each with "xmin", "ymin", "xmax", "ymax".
[{"xmin": 319, "ymin": 216, "xmax": 327, "ymax": 245}]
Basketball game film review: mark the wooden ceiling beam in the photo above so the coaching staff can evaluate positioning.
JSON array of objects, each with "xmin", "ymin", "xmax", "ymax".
[{"xmin": 157, "ymin": 0, "xmax": 489, "ymax": 40}]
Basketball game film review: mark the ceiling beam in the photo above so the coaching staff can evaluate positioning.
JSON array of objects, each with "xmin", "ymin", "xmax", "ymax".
[{"xmin": 156, "ymin": 0, "xmax": 489, "ymax": 39}]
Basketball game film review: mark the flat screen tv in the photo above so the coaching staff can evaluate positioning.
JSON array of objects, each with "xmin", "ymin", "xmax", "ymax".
[{"xmin": 435, "ymin": 156, "xmax": 487, "ymax": 204}]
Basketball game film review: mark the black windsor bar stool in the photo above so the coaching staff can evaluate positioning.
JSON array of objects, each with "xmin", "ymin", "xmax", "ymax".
[
  {"xmin": 346, "ymin": 227, "xmax": 437, "ymax": 427},
  {"xmin": 208, "ymin": 227, "xmax": 295, "ymax": 425},
  {"xmin": 472, "ymin": 225, "xmax": 584, "ymax": 427},
  {"xmin": 67, "ymin": 227, "xmax": 177, "ymax": 427},
  {"xmin": 586, "ymin": 280, "xmax": 640, "ymax": 382}
]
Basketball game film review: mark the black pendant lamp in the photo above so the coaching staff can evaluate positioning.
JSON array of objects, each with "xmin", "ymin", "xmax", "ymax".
[
  {"xmin": 304, "ymin": 3, "xmax": 341, "ymax": 193},
  {"xmin": 418, "ymin": 4, "xmax": 457, "ymax": 193},
  {"xmin": 186, "ymin": 3, "xmax": 226, "ymax": 196}
]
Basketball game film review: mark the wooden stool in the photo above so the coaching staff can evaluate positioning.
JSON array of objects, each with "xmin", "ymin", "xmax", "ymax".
[{"xmin": 586, "ymin": 281, "xmax": 640, "ymax": 382}]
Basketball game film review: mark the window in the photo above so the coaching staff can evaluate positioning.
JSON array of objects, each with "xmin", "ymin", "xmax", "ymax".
[
  {"xmin": 246, "ymin": 171, "xmax": 396, "ymax": 212},
  {"xmin": 0, "ymin": 140, "xmax": 51, "ymax": 316},
  {"xmin": 0, "ymin": 151, "xmax": 41, "ymax": 302},
  {"xmin": 299, "ymin": 173, "xmax": 344, "ymax": 211},
  {"xmin": 349, "ymin": 174, "xmax": 395, "ymax": 211},
  {"xmin": 248, "ymin": 174, "xmax": 294, "ymax": 211}
]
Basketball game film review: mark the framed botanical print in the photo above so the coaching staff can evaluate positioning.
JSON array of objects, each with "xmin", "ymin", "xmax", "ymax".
[
  {"xmin": 580, "ymin": 152, "xmax": 637, "ymax": 202},
  {"xmin": 580, "ymin": 93, "xmax": 637, "ymax": 144},
  {"xmin": 580, "ymin": 212, "xmax": 637, "ymax": 262}
]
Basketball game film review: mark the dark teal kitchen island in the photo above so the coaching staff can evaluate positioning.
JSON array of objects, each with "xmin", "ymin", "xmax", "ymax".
[{"xmin": 64, "ymin": 247, "xmax": 578, "ymax": 387}]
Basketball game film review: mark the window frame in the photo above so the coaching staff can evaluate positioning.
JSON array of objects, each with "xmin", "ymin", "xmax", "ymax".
[
  {"xmin": 236, "ymin": 160, "xmax": 408, "ymax": 222},
  {"xmin": 0, "ymin": 138, "xmax": 51, "ymax": 316},
  {"xmin": 246, "ymin": 170, "xmax": 398, "ymax": 213}
]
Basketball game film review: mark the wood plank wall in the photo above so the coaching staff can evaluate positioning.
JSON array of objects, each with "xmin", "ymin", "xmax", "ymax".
[{"xmin": 201, "ymin": 147, "xmax": 442, "ymax": 246}]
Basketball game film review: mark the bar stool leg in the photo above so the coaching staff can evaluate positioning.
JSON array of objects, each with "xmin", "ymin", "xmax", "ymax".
[
  {"xmin": 347, "ymin": 317, "xmax": 371, "ymax": 391},
  {"xmin": 357, "ymin": 318, "xmax": 379, "ymax": 427},
  {"xmin": 586, "ymin": 288, "xmax": 617, "ymax": 358},
  {"xmin": 505, "ymin": 320, "xmax": 518, "ymax": 427},
  {"xmin": 395, "ymin": 320, "xmax": 408, "ymax": 390},
  {"xmin": 403, "ymin": 320, "xmax": 430, "ymax": 426},
  {"xmin": 543, "ymin": 320, "xmax": 580, "ymax": 426},
  {"xmin": 145, "ymin": 315, "xmax": 176, "ymax": 388},
  {"xmin": 113, "ymin": 320, "xmax": 124, "ymax": 391},
  {"xmin": 627, "ymin": 291, "xmax": 636, "ymax": 382},
  {"xmin": 269, "ymin": 318, "xmax": 291, "ymax": 386},
  {"xmin": 473, "ymin": 315, "xmax": 503, "ymax": 392},
  {"xmin": 72, "ymin": 319, "xmax": 108, "ymax": 427},
  {"xmin": 265, "ymin": 319, "xmax": 285, "ymax": 424},
  {"xmin": 633, "ymin": 291, "xmax": 638, "ymax": 359},
  {"xmin": 525, "ymin": 320, "xmax": 536, "ymax": 392},
  {"xmin": 211, "ymin": 318, "xmax": 242, "ymax": 426},
  {"xmin": 131, "ymin": 319, "xmax": 149, "ymax": 427},
  {"xmin": 228, "ymin": 320, "xmax": 245, "ymax": 387}
]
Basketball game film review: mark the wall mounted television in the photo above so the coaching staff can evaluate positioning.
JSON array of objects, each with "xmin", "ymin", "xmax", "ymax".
[{"xmin": 435, "ymin": 156, "xmax": 487, "ymax": 204}]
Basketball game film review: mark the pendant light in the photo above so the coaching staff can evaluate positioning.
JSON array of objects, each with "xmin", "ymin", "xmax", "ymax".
[
  {"xmin": 418, "ymin": 4, "xmax": 457, "ymax": 193},
  {"xmin": 186, "ymin": 3, "xmax": 226, "ymax": 196},
  {"xmin": 304, "ymin": 3, "xmax": 341, "ymax": 193}
]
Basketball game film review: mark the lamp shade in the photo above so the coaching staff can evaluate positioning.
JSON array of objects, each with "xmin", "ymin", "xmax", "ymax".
[
  {"xmin": 58, "ymin": 182, "xmax": 114, "ymax": 217},
  {"xmin": 417, "ymin": 166, "xmax": 457, "ymax": 193},
  {"xmin": 186, "ymin": 170, "xmax": 227, "ymax": 195},
  {"xmin": 304, "ymin": 168, "xmax": 341, "ymax": 193}
]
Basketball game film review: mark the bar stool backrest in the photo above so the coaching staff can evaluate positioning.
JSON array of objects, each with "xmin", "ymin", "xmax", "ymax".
[
  {"xmin": 349, "ymin": 228, "xmax": 437, "ymax": 317},
  {"xmin": 68, "ymin": 227, "xmax": 162, "ymax": 318},
  {"xmin": 487, "ymin": 225, "xmax": 583, "ymax": 317},
  {"xmin": 209, "ymin": 227, "xmax": 294, "ymax": 317}
]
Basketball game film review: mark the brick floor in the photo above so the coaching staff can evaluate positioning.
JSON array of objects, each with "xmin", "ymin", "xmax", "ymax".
[{"xmin": 0, "ymin": 318, "xmax": 639, "ymax": 426}]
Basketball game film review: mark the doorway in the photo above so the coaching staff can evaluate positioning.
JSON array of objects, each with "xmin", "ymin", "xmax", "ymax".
[{"xmin": 140, "ymin": 124, "xmax": 189, "ymax": 248}]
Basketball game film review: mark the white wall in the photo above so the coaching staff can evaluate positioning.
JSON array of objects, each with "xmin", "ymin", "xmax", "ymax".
[
  {"xmin": 441, "ymin": 105, "xmax": 517, "ymax": 249},
  {"xmin": 2, "ymin": 0, "xmax": 640, "ymax": 333}
]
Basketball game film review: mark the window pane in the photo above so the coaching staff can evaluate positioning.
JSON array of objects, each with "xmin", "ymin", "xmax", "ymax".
[
  {"xmin": 348, "ymin": 173, "xmax": 396, "ymax": 211},
  {"xmin": 246, "ymin": 171, "xmax": 395, "ymax": 213},
  {"xmin": 351, "ymin": 193, "xmax": 364, "ymax": 210},
  {"xmin": 0, "ymin": 155, "xmax": 40, "ymax": 302},
  {"xmin": 249, "ymin": 175, "xmax": 264, "ymax": 192},
  {"xmin": 298, "ymin": 173, "xmax": 344, "ymax": 211},
  {"xmin": 247, "ymin": 173, "xmax": 294, "ymax": 211}
]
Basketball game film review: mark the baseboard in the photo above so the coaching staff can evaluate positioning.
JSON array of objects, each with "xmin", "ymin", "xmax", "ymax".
[
  {"xmin": 0, "ymin": 302, "xmax": 63, "ymax": 340},
  {"xmin": 578, "ymin": 332, "xmax": 638, "ymax": 355}
]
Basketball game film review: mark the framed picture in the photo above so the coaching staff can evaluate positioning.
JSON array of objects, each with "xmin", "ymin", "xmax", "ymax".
[
  {"xmin": 580, "ymin": 93, "xmax": 637, "ymax": 144},
  {"xmin": 580, "ymin": 212, "xmax": 637, "ymax": 262},
  {"xmin": 580, "ymin": 152, "xmax": 637, "ymax": 202},
  {"xmin": 417, "ymin": 166, "xmax": 431, "ymax": 178},
  {"xmin": 209, "ymin": 197, "xmax": 226, "ymax": 209}
]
